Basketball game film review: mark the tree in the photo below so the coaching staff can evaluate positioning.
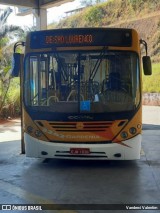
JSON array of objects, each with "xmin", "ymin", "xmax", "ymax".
[
  {"xmin": 0, "ymin": 7, "xmax": 22, "ymax": 72},
  {"xmin": 0, "ymin": 7, "xmax": 23, "ymax": 118},
  {"xmin": 0, "ymin": 7, "xmax": 21, "ymax": 39}
]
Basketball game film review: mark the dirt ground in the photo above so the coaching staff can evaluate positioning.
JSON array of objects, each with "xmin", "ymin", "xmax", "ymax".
[
  {"xmin": 0, "ymin": 118, "xmax": 20, "ymax": 125},
  {"xmin": 0, "ymin": 118, "xmax": 21, "ymax": 142}
]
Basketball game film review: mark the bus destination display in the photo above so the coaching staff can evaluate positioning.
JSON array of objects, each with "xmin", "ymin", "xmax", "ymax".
[
  {"xmin": 30, "ymin": 28, "xmax": 132, "ymax": 49},
  {"xmin": 45, "ymin": 34, "xmax": 93, "ymax": 45}
]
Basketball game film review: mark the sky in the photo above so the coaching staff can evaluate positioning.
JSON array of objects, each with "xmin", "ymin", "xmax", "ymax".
[{"xmin": 0, "ymin": 0, "xmax": 81, "ymax": 27}]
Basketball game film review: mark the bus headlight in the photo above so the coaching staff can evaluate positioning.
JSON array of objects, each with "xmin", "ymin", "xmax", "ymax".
[
  {"xmin": 121, "ymin": 131, "xmax": 128, "ymax": 139},
  {"xmin": 35, "ymin": 130, "xmax": 42, "ymax": 137},
  {"xmin": 129, "ymin": 127, "xmax": 137, "ymax": 135}
]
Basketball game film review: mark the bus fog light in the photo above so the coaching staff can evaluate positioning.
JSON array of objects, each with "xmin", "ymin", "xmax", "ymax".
[
  {"xmin": 121, "ymin": 131, "xmax": 128, "ymax": 139},
  {"xmin": 35, "ymin": 130, "xmax": 42, "ymax": 137},
  {"xmin": 129, "ymin": 127, "xmax": 137, "ymax": 135},
  {"xmin": 27, "ymin": 126, "xmax": 33, "ymax": 134}
]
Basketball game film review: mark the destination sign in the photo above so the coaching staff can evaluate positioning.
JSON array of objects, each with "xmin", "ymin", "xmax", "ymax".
[
  {"xmin": 45, "ymin": 34, "xmax": 93, "ymax": 45},
  {"xmin": 30, "ymin": 28, "xmax": 132, "ymax": 49}
]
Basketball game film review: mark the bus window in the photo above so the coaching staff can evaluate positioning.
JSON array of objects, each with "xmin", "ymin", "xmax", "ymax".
[
  {"xmin": 29, "ymin": 56, "xmax": 39, "ymax": 106},
  {"xmin": 24, "ymin": 51, "xmax": 140, "ymax": 113}
]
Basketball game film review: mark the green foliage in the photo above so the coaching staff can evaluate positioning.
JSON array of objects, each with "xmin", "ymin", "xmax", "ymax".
[
  {"xmin": 85, "ymin": 4, "xmax": 105, "ymax": 26},
  {"xmin": 58, "ymin": 12, "xmax": 83, "ymax": 28},
  {"xmin": 8, "ymin": 78, "xmax": 20, "ymax": 110},
  {"xmin": 0, "ymin": 37, "xmax": 8, "ymax": 47},
  {"xmin": 0, "ymin": 78, "xmax": 20, "ymax": 119},
  {"xmin": 56, "ymin": 0, "xmax": 160, "ymax": 27},
  {"xmin": 142, "ymin": 63, "xmax": 160, "ymax": 93},
  {"xmin": 130, "ymin": 0, "xmax": 160, "ymax": 11},
  {"xmin": 48, "ymin": 22, "xmax": 58, "ymax": 29},
  {"xmin": 0, "ymin": 7, "xmax": 22, "ymax": 118}
]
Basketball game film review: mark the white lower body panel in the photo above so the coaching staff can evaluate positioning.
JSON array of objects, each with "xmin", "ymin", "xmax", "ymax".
[{"xmin": 24, "ymin": 133, "xmax": 141, "ymax": 160}]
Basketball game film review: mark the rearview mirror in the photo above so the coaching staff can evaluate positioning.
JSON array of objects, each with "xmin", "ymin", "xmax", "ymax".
[
  {"xmin": 10, "ymin": 53, "xmax": 21, "ymax": 77},
  {"xmin": 143, "ymin": 56, "xmax": 152, "ymax": 75}
]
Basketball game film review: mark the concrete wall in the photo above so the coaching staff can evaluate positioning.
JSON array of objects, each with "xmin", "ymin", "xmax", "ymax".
[{"xmin": 143, "ymin": 93, "xmax": 160, "ymax": 106}]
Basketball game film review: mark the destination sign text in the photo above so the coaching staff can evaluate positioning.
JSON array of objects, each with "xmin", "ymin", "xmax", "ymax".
[{"xmin": 45, "ymin": 34, "xmax": 93, "ymax": 45}]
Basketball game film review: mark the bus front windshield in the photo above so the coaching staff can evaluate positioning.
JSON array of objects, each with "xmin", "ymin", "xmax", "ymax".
[{"xmin": 24, "ymin": 51, "xmax": 140, "ymax": 113}]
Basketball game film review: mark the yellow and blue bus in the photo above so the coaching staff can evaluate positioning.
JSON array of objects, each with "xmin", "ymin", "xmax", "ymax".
[{"xmin": 12, "ymin": 28, "xmax": 151, "ymax": 160}]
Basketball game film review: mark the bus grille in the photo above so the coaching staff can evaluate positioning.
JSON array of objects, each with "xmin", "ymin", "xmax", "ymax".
[{"xmin": 48, "ymin": 121, "xmax": 113, "ymax": 132}]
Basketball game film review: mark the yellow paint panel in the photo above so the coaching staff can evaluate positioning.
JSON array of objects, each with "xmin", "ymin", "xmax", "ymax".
[{"xmin": 35, "ymin": 120, "xmax": 128, "ymax": 143}]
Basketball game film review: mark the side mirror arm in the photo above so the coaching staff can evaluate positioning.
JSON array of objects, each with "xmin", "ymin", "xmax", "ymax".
[
  {"xmin": 140, "ymin": 39, "xmax": 152, "ymax": 75},
  {"xmin": 10, "ymin": 42, "xmax": 25, "ymax": 77}
]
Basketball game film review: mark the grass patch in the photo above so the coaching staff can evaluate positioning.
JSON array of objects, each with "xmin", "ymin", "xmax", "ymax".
[{"xmin": 142, "ymin": 63, "xmax": 160, "ymax": 93}]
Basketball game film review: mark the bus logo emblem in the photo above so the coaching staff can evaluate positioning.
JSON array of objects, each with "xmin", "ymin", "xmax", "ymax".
[
  {"xmin": 80, "ymin": 101, "xmax": 91, "ymax": 112},
  {"xmin": 76, "ymin": 122, "xmax": 84, "ymax": 130}
]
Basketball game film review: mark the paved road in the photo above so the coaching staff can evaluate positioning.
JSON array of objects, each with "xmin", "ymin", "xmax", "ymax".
[
  {"xmin": 142, "ymin": 105, "xmax": 160, "ymax": 125},
  {"xmin": 0, "ymin": 119, "xmax": 21, "ymax": 142}
]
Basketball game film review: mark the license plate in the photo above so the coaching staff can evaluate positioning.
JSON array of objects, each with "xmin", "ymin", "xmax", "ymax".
[{"xmin": 70, "ymin": 148, "xmax": 90, "ymax": 155}]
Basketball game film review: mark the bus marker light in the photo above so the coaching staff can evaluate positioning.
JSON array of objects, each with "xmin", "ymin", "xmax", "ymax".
[
  {"xmin": 137, "ymin": 124, "xmax": 141, "ymax": 129},
  {"xmin": 121, "ymin": 131, "xmax": 128, "ymax": 139},
  {"xmin": 129, "ymin": 127, "xmax": 137, "ymax": 135},
  {"xmin": 35, "ymin": 130, "xmax": 42, "ymax": 137},
  {"xmin": 70, "ymin": 148, "xmax": 90, "ymax": 155}
]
